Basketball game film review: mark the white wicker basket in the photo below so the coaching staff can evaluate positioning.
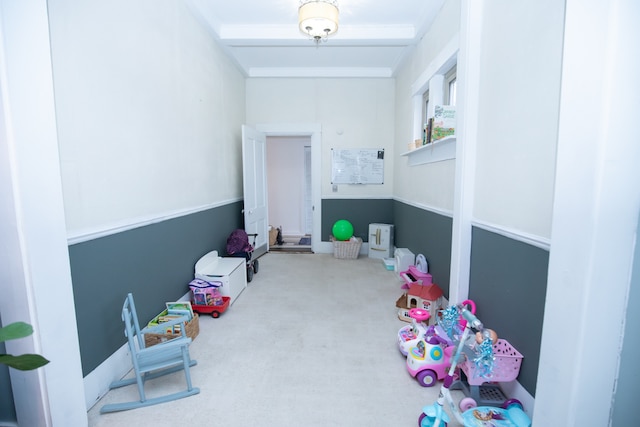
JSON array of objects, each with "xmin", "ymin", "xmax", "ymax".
[{"xmin": 331, "ymin": 236, "xmax": 362, "ymax": 259}]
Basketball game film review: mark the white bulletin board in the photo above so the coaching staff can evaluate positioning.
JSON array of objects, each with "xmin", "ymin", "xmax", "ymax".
[{"xmin": 331, "ymin": 148, "xmax": 384, "ymax": 184}]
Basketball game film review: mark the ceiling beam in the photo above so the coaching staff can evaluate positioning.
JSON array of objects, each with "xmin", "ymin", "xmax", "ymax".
[
  {"xmin": 219, "ymin": 24, "xmax": 417, "ymax": 46},
  {"xmin": 246, "ymin": 66, "xmax": 394, "ymax": 78}
]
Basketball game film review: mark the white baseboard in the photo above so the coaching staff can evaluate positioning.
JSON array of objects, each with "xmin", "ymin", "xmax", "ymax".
[
  {"xmin": 83, "ymin": 343, "xmax": 132, "ymax": 410},
  {"xmin": 500, "ymin": 380, "xmax": 535, "ymax": 416},
  {"xmin": 316, "ymin": 241, "xmax": 333, "ymax": 253},
  {"xmin": 315, "ymin": 241, "xmax": 369, "ymax": 256}
]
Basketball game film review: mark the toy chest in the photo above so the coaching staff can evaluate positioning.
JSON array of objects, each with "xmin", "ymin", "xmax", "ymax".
[
  {"xmin": 144, "ymin": 311, "xmax": 199, "ymax": 347},
  {"xmin": 330, "ymin": 235, "xmax": 362, "ymax": 259}
]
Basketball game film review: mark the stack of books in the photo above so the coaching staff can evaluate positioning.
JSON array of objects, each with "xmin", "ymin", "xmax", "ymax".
[{"xmin": 430, "ymin": 105, "xmax": 456, "ymax": 142}]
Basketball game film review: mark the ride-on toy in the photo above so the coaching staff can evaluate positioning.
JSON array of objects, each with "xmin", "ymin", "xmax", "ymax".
[
  {"xmin": 417, "ymin": 303, "xmax": 531, "ymax": 427},
  {"xmin": 405, "ymin": 300, "xmax": 475, "ymax": 387},
  {"xmin": 398, "ymin": 308, "xmax": 431, "ymax": 356},
  {"xmin": 405, "ymin": 322, "xmax": 454, "ymax": 387},
  {"xmin": 191, "ymin": 296, "xmax": 230, "ymax": 318},
  {"xmin": 189, "ymin": 279, "xmax": 230, "ymax": 318}
]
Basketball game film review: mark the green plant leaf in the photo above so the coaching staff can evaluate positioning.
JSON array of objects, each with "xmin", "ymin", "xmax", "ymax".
[
  {"xmin": 0, "ymin": 322, "xmax": 34, "ymax": 343},
  {"xmin": 0, "ymin": 353, "xmax": 50, "ymax": 370}
]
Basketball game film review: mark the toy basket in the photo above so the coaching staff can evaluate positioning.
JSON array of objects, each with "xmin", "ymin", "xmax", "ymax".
[
  {"xmin": 144, "ymin": 312, "xmax": 200, "ymax": 347},
  {"xmin": 461, "ymin": 338, "xmax": 523, "ymax": 386},
  {"xmin": 331, "ymin": 235, "xmax": 362, "ymax": 259}
]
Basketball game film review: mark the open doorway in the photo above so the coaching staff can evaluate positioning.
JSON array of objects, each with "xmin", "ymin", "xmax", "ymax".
[
  {"xmin": 266, "ymin": 136, "xmax": 312, "ymax": 251},
  {"xmin": 255, "ymin": 123, "xmax": 321, "ymax": 253}
]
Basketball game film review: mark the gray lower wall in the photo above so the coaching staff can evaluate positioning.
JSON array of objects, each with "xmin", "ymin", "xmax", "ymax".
[
  {"xmin": 393, "ymin": 202, "xmax": 453, "ymax": 298},
  {"xmin": 321, "ymin": 198, "xmax": 394, "ymax": 242},
  {"xmin": 65, "ymin": 197, "xmax": 547, "ymax": 402},
  {"xmin": 69, "ymin": 202, "xmax": 243, "ymax": 376},
  {"xmin": 468, "ymin": 227, "xmax": 548, "ymax": 396},
  {"xmin": 322, "ymin": 199, "xmax": 454, "ymax": 296}
]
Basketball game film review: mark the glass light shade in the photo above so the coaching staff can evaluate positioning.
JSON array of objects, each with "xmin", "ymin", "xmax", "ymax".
[{"xmin": 298, "ymin": 1, "xmax": 339, "ymax": 39}]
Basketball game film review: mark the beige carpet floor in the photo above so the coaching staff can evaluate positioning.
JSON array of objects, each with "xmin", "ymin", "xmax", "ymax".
[{"xmin": 88, "ymin": 253, "xmax": 465, "ymax": 427}]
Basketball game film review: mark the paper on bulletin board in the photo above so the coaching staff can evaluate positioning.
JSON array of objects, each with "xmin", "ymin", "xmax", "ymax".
[{"xmin": 331, "ymin": 148, "xmax": 384, "ymax": 184}]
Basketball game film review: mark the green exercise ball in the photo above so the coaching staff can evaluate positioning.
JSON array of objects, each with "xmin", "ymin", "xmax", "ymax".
[{"xmin": 332, "ymin": 220, "xmax": 354, "ymax": 241}]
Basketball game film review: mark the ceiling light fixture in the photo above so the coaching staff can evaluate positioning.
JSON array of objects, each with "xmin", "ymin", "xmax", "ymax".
[{"xmin": 298, "ymin": 0, "xmax": 339, "ymax": 45}]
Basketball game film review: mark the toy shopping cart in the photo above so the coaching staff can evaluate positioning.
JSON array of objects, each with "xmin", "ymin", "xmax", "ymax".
[{"xmin": 452, "ymin": 338, "xmax": 523, "ymax": 408}]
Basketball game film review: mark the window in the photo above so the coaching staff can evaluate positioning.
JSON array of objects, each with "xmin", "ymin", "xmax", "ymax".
[
  {"xmin": 403, "ymin": 37, "xmax": 458, "ymax": 164},
  {"xmin": 422, "ymin": 90, "xmax": 430, "ymax": 130},
  {"xmin": 445, "ymin": 65, "xmax": 457, "ymax": 106}
]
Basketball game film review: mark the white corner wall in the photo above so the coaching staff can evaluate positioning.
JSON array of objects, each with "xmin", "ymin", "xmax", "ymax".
[
  {"xmin": 472, "ymin": 0, "xmax": 564, "ymax": 239},
  {"xmin": 0, "ymin": 0, "xmax": 86, "ymax": 425},
  {"xmin": 535, "ymin": 0, "xmax": 640, "ymax": 424},
  {"xmin": 47, "ymin": 0, "xmax": 246, "ymax": 239}
]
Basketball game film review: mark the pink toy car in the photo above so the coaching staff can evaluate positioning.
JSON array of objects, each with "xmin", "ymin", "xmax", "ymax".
[
  {"xmin": 406, "ymin": 300, "xmax": 476, "ymax": 387},
  {"xmin": 406, "ymin": 330, "xmax": 455, "ymax": 387}
]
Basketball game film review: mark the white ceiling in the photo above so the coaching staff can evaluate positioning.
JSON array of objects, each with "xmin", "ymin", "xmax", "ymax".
[{"xmin": 186, "ymin": 0, "xmax": 446, "ymax": 78}]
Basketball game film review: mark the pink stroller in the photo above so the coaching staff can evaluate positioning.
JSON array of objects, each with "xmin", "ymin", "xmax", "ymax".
[{"xmin": 226, "ymin": 229, "xmax": 259, "ymax": 282}]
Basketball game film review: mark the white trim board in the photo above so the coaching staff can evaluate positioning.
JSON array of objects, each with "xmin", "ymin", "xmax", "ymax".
[
  {"xmin": 448, "ymin": 0, "xmax": 483, "ymax": 306},
  {"xmin": 393, "ymin": 196, "xmax": 454, "ymax": 218},
  {"xmin": 67, "ymin": 198, "xmax": 242, "ymax": 245},
  {"xmin": 471, "ymin": 220, "xmax": 550, "ymax": 251}
]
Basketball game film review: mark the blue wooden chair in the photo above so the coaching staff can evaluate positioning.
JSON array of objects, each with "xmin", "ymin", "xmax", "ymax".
[{"xmin": 100, "ymin": 293, "xmax": 200, "ymax": 413}]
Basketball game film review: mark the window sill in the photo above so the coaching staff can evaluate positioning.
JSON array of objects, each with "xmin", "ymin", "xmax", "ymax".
[{"xmin": 400, "ymin": 136, "xmax": 456, "ymax": 165}]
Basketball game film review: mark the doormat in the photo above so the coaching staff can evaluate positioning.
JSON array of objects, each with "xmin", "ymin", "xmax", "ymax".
[
  {"xmin": 269, "ymin": 246, "xmax": 313, "ymax": 254},
  {"xmin": 298, "ymin": 237, "xmax": 311, "ymax": 245}
]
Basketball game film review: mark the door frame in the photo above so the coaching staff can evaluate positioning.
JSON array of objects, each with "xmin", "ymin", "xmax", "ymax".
[
  {"xmin": 241, "ymin": 125, "xmax": 269, "ymax": 258},
  {"xmin": 256, "ymin": 123, "xmax": 321, "ymax": 253}
]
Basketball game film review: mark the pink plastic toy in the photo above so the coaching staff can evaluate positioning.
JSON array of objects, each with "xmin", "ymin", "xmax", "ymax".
[
  {"xmin": 398, "ymin": 308, "xmax": 431, "ymax": 356},
  {"xmin": 418, "ymin": 303, "xmax": 530, "ymax": 427},
  {"xmin": 405, "ymin": 300, "xmax": 476, "ymax": 387}
]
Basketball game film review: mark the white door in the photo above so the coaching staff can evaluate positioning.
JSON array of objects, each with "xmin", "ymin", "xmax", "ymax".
[
  {"xmin": 303, "ymin": 145, "xmax": 313, "ymax": 235},
  {"xmin": 242, "ymin": 125, "xmax": 268, "ymax": 258}
]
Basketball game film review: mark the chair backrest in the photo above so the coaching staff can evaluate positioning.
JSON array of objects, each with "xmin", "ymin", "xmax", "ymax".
[{"xmin": 122, "ymin": 293, "xmax": 146, "ymax": 351}]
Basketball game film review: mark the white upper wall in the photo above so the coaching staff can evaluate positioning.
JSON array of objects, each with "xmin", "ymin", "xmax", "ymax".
[
  {"xmin": 472, "ymin": 0, "xmax": 564, "ymax": 239},
  {"xmin": 47, "ymin": 0, "xmax": 246, "ymax": 238},
  {"xmin": 46, "ymin": 0, "xmax": 562, "ymax": 241},
  {"xmin": 394, "ymin": 0, "xmax": 561, "ymax": 239},
  {"xmin": 246, "ymin": 78, "xmax": 395, "ymax": 198},
  {"xmin": 393, "ymin": 0, "xmax": 461, "ymax": 213}
]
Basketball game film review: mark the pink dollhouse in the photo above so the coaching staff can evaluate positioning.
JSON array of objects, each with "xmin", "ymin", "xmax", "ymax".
[{"xmin": 396, "ymin": 282, "xmax": 447, "ymax": 325}]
